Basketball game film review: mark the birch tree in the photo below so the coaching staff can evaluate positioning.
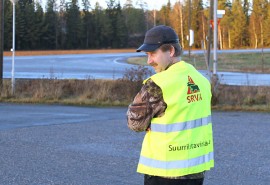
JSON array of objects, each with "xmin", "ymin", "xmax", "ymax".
[
  {"xmin": 170, "ymin": 2, "xmax": 185, "ymax": 48},
  {"xmin": 230, "ymin": 0, "xmax": 246, "ymax": 48},
  {"xmin": 218, "ymin": 0, "xmax": 232, "ymax": 49},
  {"xmin": 264, "ymin": 3, "xmax": 270, "ymax": 47},
  {"xmin": 249, "ymin": 0, "xmax": 268, "ymax": 48}
]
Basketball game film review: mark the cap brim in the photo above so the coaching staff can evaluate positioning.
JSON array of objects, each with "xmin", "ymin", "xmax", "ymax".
[{"xmin": 136, "ymin": 44, "xmax": 160, "ymax": 52}]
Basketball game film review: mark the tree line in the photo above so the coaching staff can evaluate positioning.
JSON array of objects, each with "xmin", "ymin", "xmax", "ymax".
[{"xmin": 3, "ymin": 0, "xmax": 270, "ymax": 51}]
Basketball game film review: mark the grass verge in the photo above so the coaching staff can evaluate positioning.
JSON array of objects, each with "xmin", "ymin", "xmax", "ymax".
[
  {"xmin": 2, "ymin": 50, "xmax": 270, "ymax": 111},
  {"xmin": 1, "ymin": 78, "xmax": 269, "ymax": 111},
  {"xmin": 127, "ymin": 52, "xmax": 270, "ymax": 73}
]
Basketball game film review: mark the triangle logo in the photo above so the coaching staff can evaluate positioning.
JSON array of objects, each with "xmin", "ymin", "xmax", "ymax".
[{"xmin": 187, "ymin": 76, "xmax": 200, "ymax": 94}]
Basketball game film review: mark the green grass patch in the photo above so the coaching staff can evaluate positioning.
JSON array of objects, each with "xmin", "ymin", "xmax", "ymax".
[{"xmin": 127, "ymin": 52, "xmax": 270, "ymax": 73}]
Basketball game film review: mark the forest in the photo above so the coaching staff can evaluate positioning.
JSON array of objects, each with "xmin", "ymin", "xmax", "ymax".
[{"xmin": 3, "ymin": 0, "xmax": 270, "ymax": 50}]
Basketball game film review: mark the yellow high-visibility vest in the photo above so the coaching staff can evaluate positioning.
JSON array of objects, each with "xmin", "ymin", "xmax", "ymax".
[{"xmin": 137, "ymin": 61, "xmax": 214, "ymax": 177}]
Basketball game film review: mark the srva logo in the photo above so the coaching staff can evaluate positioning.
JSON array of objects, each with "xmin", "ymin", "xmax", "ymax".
[{"xmin": 187, "ymin": 76, "xmax": 202, "ymax": 103}]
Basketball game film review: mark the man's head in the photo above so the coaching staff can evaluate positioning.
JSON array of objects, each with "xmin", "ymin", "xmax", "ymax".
[{"xmin": 137, "ymin": 25, "xmax": 182, "ymax": 73}]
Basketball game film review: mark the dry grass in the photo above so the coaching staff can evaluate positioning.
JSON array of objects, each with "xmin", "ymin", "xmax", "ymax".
[
  {"xmin": 1, "ymin": 49, "xmax": 270, "ymax": 111},
  {"xmin": 0, "ymin": 78, "xmax": 142, "ymax": 106},
  {"xmin": 1, "ymin": 78, "xmax": 269, "ymax": 111},
  {"xmin": 211, "ymin": 84, "xmax": 270, "ymax": 111},
  {"xmin": 0, "ymin": 65, "xmax": 151, "ymax": 106}
]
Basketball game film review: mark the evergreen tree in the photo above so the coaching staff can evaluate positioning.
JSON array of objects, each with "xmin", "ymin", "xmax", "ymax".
[
  {"xmin": 160, "ymin": 0, "xmax": 171, "ymax": 26},
  {"xmin": 65, "ymin": 0, "xmax": 82, "ymax": 49},
  {"xmin": 81, "ymin": 0, "xmax": 93, "ymax": 48},
  {"xmin": 123, "ymin": 1, "xmax": 146, "ymax": 46},
  {"xmin": 3, "ymin": 0, "xmax": 270, "ymax": 50},
  {"xmin": 101, "ymin": 1, "xmax": 113, "ymax": 47},
  {"xmin": 191, "ymin": 0, "xmax": 205, "ymax": 48},
  {"xmin": 105, "ymin": 0, "xmax": 120, "ymax": 47},
  {"xmin": 16, "ymin": 0, "xmax": 32, "ymax": 49},
  {"xmin": 43, "ymin": 0, "xmax": 58, "ymax": 49},
  {"xmin": 242, "ymin": 0, "xmax": 250, "ymax": 46},
  {"xmin": 58, "ymin": 0, "xmax": 67, "ymax": 49},
  {"xmin": 25, "ymin": 0, "xmax": 36, "ymax": 49},
  {"xmin": 115, "ymin": 3, "xmax": 128, "ymax": 48},
  {"xmin": 230, "ymin": 0, "xmax": 246, "ymax": 48},
  {"xmin": 92, "ymin": 2, "xmax": 106, "ymax": 48},
  {"xmin": 33, "ymin": 2, "xmax": 45, "ymax": 49},
  {"xmin": 3, "ymin": 0, "xmax": 12, "ymax": 50}
]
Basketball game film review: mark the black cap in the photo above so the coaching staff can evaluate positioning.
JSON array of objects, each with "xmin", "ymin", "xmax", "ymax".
[{"xmin": 136, "ymin": 25, "xmax": 179, "ymax": 52}]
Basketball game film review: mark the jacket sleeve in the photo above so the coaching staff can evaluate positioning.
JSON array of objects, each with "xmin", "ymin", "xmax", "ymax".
[{"xmin": 127, "ymin": 79, "xmax": 167, "ymax": 132}]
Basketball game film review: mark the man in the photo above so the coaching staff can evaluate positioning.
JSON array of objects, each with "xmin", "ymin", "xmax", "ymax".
[{"xmin": 127, "ymin": 25, "xmax": 214, "ymax": 185}]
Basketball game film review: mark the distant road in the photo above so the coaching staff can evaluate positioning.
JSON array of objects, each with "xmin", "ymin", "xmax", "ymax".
[
  {"xmin": 3, "ymin": 49, "xmax": 270, "ymax": 86},
  {"xmin": 187, "ymin": 48, "xmax": 270, "ymax": 55},
  {"xmin": 3, "ymin": 52, "xmax": 142, "ymax": 79}
]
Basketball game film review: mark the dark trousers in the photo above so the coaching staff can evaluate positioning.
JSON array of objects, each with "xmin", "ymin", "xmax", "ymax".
[{"xmin": 144, "ymin": 175, "xmax": 204, "ymax": 185}]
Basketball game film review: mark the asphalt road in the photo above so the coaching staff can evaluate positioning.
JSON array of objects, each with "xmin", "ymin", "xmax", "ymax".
[
  {"xmin": 0, "ymin": 103, "xmax": 269, "ymax": 185},
  {"xmin": 3, "ymin": 49, "xmax": 270, "ymax": 86},
  {"xmin": 3, "ymin": 53, "xmax": 141, "ymax": 79}
]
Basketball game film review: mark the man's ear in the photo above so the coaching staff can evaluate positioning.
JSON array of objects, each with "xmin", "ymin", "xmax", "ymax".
[{"xmin": 170, "ymin": 46, "xmax": 175, "ymax": 57}]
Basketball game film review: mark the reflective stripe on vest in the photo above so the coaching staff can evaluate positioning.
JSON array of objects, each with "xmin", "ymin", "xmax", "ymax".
[
  {"xmin": 151, "ymin": 115, "xmax": 211, "ymax": 133},
  {"xmin": 139, "ymin": 152, "xmax": 214, "ymax": 169}
]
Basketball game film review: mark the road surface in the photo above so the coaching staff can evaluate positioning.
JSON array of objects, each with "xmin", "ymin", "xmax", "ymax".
[
  {"xmin": 0, "ymin": 103, "xmax": 269, "ymax": 185},
  {"xmin": 3, "ymin": 49, "xmax": 270, "ymax": 86}
]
